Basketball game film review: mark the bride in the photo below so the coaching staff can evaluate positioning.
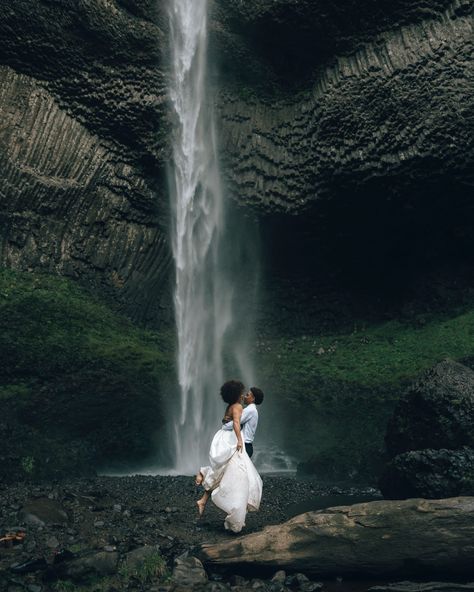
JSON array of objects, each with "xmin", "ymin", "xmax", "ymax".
[{"xmin": 195, "ymin": 380, "xmax": 262, "ymax": 533}]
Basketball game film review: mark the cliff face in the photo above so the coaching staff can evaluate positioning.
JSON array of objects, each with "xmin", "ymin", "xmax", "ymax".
[
  {"xmin": 213, "ymin": 0, "xmax": 473, "ymax": 213},
  {"xmin": 0, "ymin": 0, "xmax": 171, "ymax": 322},
  {"xmin": 0, "ymin": 0, "xmax": 472, "ymax": 321}
]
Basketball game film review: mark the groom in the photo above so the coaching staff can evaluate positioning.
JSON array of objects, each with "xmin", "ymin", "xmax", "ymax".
[{"xmin": 225, "ymin": 386, "xmax": 264, "ymax": 458}]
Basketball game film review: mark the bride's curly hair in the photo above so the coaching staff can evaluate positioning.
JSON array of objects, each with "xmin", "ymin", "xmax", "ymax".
[{"xmin": 220, "ymin": 380, "xmax": 245, "ymax": 405}]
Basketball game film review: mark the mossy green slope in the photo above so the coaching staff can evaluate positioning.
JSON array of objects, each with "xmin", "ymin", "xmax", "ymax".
[
  {"xmin": 257, "ymin": 306, "xmax": 474, "ymax": 482},
  {"xmin": 0, "ymin": 268, "xmax": 174, "ymax": 480}
]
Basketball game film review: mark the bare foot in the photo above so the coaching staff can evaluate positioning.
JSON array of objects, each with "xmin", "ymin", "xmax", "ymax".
[
  {"xmin": 196, "ymin": 499, "xmax": 206, "ymax": 517},
  {"xmin": 195, "ymin": 472, "xmax": 204, "ymax": 486}
]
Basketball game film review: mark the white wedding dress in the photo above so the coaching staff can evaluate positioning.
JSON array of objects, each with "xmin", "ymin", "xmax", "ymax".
[{"xmin": 200, "ymin": 426, "xmax": 263, "ymax": 533}]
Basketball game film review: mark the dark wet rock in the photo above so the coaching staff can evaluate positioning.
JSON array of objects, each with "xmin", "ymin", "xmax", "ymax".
[
  {"xmin": 214, "ymin": 0, "xmax": 473, "ymax": 219},
  {"xmin": 379, "ymin": 360, "xmax": 474, "ymax": 499},
  {"xmin": 283, "ymin": 573, "xmax": 323, "ymax": 592},
  {"xmin": 250, "ymin": 579, "xmax": 268, "ymax": 589},
  {"xmin": 45, "ymin": 536, "xmax": 59, "ymax": 549},
  {"xmin": 172, "ymin": 555, "xmax": 208, "ymax": 587},
  {"xmin": 20, "ymin": 498, "xmax": 68, "ymax": 526},
  {"xmin": 269, "ymin": 583, "xmax": 288, "ymax": 592},
  {"xmin": 0, "ymin": 1, "xmax": 171, "ymax": 323},
  {"xmin": 54, "ymin": 550, "xmax": 119, "ymax": 581},
  {"xmin": 301, "ymin": 584, "xmax": 324, "ymax": 592},
  {"xmin": 379, "ymin": 447, "xmax": 474, "ymax": 500},
  {"xmin": 385, "ymin": 360, "xmax": 474, "ymax": 457},
  {"xmin": 271, "ymin": 571, "xmax": 286, "ymax": 583},
  {"xmin": 53, "ymin": 549, "xmax": 75, "ymax": 564},
  {"xmin": 123, "ymin": 544, "xmax": 162, "ymax": 570},
  {"xmin": 10, "ymin": 557, "xmax": 48, "ymax": 574},
  {"xmin": 201, "ymin": 497, "xmax": 474, "ymax": 577},
  {"xmin": 205, "ymin": 583, "xmax": 229, "ymax": 592},
  {"xmin": 230, "ymin": 575, "xmax": 249, "ymax": 586},
  {"xmin": 369, "ymin": 582, "xmax": 474, "ymax": 591}
]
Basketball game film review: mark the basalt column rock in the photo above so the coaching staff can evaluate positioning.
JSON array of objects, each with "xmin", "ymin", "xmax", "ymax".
[
  {"xmin": 212, "ymin": 0, "xmax": 473, "ymax": 214},
  {"xmin": 0, "ymin": 1, "xmax": 171, "ymax": 323}
]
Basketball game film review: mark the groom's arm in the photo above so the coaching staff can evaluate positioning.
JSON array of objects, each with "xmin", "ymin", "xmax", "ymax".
[
  {"xmin": 224, "ymin": 406, "xmax": 251, "ymax": 429},
  {"xmin": 239, "ymin": 406, "xmax": 252, "ymax": 425}
]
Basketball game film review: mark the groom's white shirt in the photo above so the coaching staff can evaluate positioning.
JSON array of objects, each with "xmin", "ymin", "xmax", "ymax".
[{"xmin": 223, "ymin": 403, "xmax": 258, "ymax": 443}]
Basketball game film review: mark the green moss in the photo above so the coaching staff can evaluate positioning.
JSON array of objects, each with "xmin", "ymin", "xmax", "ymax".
[
  {"xmin": 257, "ymin": 305, "xmax": 474, "ymax": 482},
  {"xmin": 0, "ymin": 268, "xmax": 173, "ymax": 384},
  {"xmin": 0, "ymin": 268, "xmax": 175, "ymax": 476},
  {"xmin": 20, "ymin": 455, "xmax": 35, "ymax": 474},
  {"xmin": 51, "ymin": 550, "xmax": 170, "ymax": 591},
  {"xmin": 118, "ymin": 550, "xmax": 169, "ymax": 584},
  {"xmin": 260, "ymin": 309, "xmax": 474, "ymax": 390},
  {"xmin": 0, "ymin": 382, "xmax": 30, "ymax": 400}
]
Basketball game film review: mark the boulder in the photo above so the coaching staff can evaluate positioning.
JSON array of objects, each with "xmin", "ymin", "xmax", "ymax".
[
  {"xmin": 379, "ymin": 448, "xmax": 474, "ymax": 500},
  {"xmin": 54, "ymin": 551, "xmax": 119, "ymax": 581},
  {"xmin": 385, "ymin": 360, "xmax": 474, "ymax": 457},
  {"xmin": 200, "ymin": 497, "xmax": 474, "ymax": 577},
  {"xmin": 20, "ymin": 498, "xmax": 68, "ymax": 526},
  {"xmin": 122, "ymin": 545, "xmax": 162, "ymax": 571},
  {"xmin": 172, "ymin": 555, "xmax": 208, "ymax": 587}
]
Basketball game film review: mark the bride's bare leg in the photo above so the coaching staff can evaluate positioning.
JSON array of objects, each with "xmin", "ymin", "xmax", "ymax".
[
  {"xmin": 196, "ymin": 490, "xmax": 210, "ymax": 517},
  {"xmin": 195, "ymin": 471, "xmax": 204, "ymax": 486}
]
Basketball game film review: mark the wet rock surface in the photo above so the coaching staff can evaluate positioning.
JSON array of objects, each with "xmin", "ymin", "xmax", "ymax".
[
  {"xmin": 214, "ymin": 0, "xmax": 474, "ymax": 214},
  {"xmin": 385, "ymin": 360, "xmax": 474, "ymax": 456},
  {"xmin": 369, "ymin": 584, "xmax": 474, "ymax": 592},
  {"xmin": 380, "ymin": 360, "xmax": 474, "ymax": 499},
  {"xmin": 379, "ymin": 447, "xmax": 474, "ymax": 500}
]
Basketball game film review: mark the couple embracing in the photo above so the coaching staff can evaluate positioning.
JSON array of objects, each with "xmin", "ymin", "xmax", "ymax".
[{"xmin": 194, "ymin": 380, "xmax": 265, "ymax": 533}]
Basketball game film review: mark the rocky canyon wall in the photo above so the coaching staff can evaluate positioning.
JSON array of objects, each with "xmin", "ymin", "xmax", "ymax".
[
  {"xmin": 1, "ymin": 0, "xmax": 472, "ymax": 321},
  {"xmin": 0, "ymin": 0, "xmax": 171, "ymax": 322}
]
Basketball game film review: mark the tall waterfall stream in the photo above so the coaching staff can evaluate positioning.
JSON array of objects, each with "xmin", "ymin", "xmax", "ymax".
[
  {"xmin": 167, "ymin": 0, "xmax": 294, "ymax": 475},
  {"xmin": 168, "ymin": 0, "xmax": 237, "ymax": 474}
]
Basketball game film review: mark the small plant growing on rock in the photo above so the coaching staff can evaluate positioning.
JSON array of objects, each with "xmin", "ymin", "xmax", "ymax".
[
  {"xmin": 20, "ymin": 456, "xmax": 35, "ymax": 474},
  {"xmin": 118, "ymin": 549, "xmax": 169, "ymax": 585}
]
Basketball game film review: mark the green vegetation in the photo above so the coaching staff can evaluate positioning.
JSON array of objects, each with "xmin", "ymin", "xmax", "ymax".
[
  {"xmin": 257, "ymin": 305, "xmax": 474, "ymax": 482},
  {"xmin": 260, "ymin": 310, "xmax": 474, "ymax": 391},
  {"xmin": 0, "ymin": 268, "xmax": 174, "ymax": 479},
  {"xmin": 2, "ymin": 266, "xmax": 473, "ymax": 484},
  {"xmin": 20, "ymin": 455, "xmax": 35, "ymax": 474},
  {"xmin": 0, "ymin": 267, "xmax": 173, "ymax": 386},
  {"xmin": 118, "ymin": 549, "xmax": 169, "ymax": 584},
  {"xmin": 52, "ymin": 549, "xmax": 170, "ymax": 591}
]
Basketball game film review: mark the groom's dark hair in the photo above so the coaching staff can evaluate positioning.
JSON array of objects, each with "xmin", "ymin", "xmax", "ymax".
[
  {"xmin": 250, "ymin": 387, "xmax": 264, "ymax": 405},
  {"xmin": 221, "ymin": 380, "xmax": 245, "ymax": 405}
]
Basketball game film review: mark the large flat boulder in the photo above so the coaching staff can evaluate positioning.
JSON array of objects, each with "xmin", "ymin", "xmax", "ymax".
[{"xmin": 200, "ymin": 497, "xmax": 474, "ymax": 577}]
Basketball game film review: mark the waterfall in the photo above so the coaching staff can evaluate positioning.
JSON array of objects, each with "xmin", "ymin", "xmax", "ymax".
[
  {"xmin": 165, "ymin": 0, "xmax": 295, "ymax": 476},
  {"xmin": 167, "ymin": 0, "xmax": 234, "ymax": 474}
]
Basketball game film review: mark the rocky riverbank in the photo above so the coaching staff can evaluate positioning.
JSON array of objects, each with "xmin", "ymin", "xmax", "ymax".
[
  {"xmin": 3, "ymin": 475, "xmax": 474, "ymax": 592},
  {"xmin": 0, "ymin": 475, "xmax": 381, "ymax": 591}
]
